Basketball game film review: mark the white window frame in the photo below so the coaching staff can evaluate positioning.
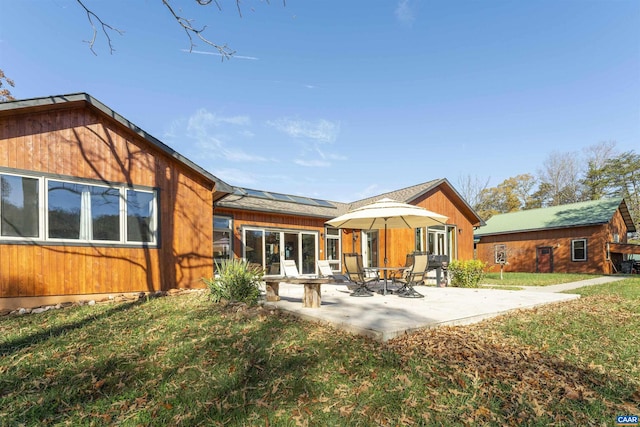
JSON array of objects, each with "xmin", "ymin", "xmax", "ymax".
[
  {"xmin": 0, "ymin": 168, "xmax": 158, "ymax": 247},
  {"xmin": 240, "ymin": 226, "xmax": 320, "ymax": 275},
  {"xmin": 324, "ymin": 226, "xmax": 342, "ymax": 272},
  {"xmin": 571, "ymin": 239, "xmax": 587, "ymax": 262}
]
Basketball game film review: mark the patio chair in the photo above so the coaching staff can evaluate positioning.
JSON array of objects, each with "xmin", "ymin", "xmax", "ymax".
[
  {"xmin": 317, "ymin": 260, "xmax": 334, "ymax": 278},
  {"xmin": 282, "ymin": 260, "xmax": 301, "ymax": 277},
  {"xmin": 343, "ymin": 253, "xmax": 378, "ymax": 297},
  {"xmin": 395, "ymin": 252, "xmax": 428, "ymax": 298}
]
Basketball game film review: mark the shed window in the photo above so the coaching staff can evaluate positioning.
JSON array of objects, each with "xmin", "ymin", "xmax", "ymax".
[{"xmin": 571, "ymin": 239, "xmax": 587, "ymax": 262}]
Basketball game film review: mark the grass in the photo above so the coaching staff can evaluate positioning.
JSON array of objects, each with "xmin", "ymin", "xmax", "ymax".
[
  {"xmin": 1, "ymin": 278, "xmax": 639, "ymax": 426},
  {"xmin": 481, "ymin": 272, "xmax": 597, "ymax": 287}
]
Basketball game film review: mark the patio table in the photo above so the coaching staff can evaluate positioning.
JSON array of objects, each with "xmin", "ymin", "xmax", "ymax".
[{"xmin": 365, "ymin": 267, "xmax": 410, "ymax": 295}]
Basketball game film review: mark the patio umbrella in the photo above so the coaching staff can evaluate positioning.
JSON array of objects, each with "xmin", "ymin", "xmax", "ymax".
[{"xmin": 326, "ymin": 198, "xmax": 448, "ymax": 266}]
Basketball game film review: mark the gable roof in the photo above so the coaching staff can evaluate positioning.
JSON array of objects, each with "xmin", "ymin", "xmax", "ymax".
[
  {"xmin": 216, "ymin": 179, "xmax": 485, "ymax": 226},
  {"xmin": 475, "ymin": 198, "xmax": 636, "ymax": 237},
  {"xmin": 348, "ymin": 178, "xmax": 484, "ymax": 226},
  {"xmin": 0, "ymin": 93, "xmax": 234, "ymax": 201}
]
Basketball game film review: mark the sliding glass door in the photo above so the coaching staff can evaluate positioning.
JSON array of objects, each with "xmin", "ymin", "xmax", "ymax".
[{"xmin": 241, "ymin": 227, "xmax": 319, "ymax": 275}]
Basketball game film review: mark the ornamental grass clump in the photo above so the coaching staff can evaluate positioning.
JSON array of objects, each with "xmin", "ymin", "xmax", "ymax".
[
  {"xmin": 203, "ymin": 259, "xmax": 264, "ymax": 305},
  {"xmin": 448, "ymin": 259, "xmax": 486, "ymax": 288}
]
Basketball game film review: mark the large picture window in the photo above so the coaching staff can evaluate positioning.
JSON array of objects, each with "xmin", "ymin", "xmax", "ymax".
[{"xmin": 0, "ymin": 169, "xmax": 157, "ymax": 246}]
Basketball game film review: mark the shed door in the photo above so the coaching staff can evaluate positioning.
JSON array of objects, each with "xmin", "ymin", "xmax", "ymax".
[{"xmin": 537, "ymin": 246, "xmax": 553, "ymax": 273}]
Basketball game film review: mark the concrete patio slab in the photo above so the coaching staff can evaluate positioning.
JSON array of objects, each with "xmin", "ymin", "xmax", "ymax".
[{"xmin": 264, "ymin": 282, "xmax": 591, "ymax": 342}]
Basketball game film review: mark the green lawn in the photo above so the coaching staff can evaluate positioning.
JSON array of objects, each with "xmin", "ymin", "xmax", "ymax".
[
  {"xmin": 1, "ymin": 278, "xmax": 639, "ymax": 426},
  {"xmin": 482, "ymin": 272, "xmax": 598, "ymax": 287}
]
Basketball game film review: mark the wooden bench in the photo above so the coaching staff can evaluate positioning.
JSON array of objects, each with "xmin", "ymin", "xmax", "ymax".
[{"xmin": 264, "ymin": 276, "xmax": 331, "ymax": 308}]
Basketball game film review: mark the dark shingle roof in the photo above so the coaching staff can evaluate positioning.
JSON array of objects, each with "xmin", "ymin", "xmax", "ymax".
[
  {"xmin": 215, "ymin": 190, "xmax": 349, "ymax": 218},
  {"xmin": 215, "ymin": 181, "xmax": 448, "ymax": 219},
  {"xmin": 475, "ymin": 198, "xmax": 636, "ymax": 236},
  {"xmin": 216, "ymin": 178, "xmax": 486, "ymax": 225}
]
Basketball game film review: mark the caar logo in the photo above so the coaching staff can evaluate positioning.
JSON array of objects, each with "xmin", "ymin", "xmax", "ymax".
[{"xmin": 617, "ymin": 415, "xmax": 639, "ymax": 426}]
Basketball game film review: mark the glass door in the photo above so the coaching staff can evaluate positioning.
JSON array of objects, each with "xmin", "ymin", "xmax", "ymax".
[
  {"xmin": 265, "ymin": 231, "xmax": 281, "ymax": 275},
  {"xmin": 362, "ymin": 230, "xmax": 379, "ymax": 268}
]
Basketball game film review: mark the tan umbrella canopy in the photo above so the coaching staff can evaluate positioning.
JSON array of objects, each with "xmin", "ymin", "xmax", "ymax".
[{"xmin": 326, "ymin": 198, "xmax": 448, "ymax": 265}]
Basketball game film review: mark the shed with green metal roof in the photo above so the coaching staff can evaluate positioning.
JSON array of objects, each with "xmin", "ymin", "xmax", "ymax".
[{"xmin": 474, "ymin": 198, "xmax": 638, "ymax": 275}]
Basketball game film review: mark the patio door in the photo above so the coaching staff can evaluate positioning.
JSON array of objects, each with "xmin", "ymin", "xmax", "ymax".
[{"xmin": 362, "ymin": 231, "xmax": 379, "ymax": 268}]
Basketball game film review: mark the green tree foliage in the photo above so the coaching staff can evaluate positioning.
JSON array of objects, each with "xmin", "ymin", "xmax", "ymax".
[
  {"xmin": 475, "ymin": 174, "xmax": 536, "ymax": 220},
  {"xmin": 474, "ymin": 143, "xmax": 639, "ymax": 230},
  {"xmin": 602, "ymin": 151, "xmax": 640, "ymax": 230}
]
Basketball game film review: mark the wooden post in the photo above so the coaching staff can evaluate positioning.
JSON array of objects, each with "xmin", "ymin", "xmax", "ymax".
[
  {"xmin": 265, "ymin": 281, "xmax": 280, "ymax": 301},
  {"xmin": 303, "ymin": 283, "xmax": 321, "ymax": 308}
]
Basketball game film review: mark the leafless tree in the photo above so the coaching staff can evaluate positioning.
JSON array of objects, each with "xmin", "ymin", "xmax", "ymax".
[
  {"xmin": 456, "ymin": 174, "xmax": 490, "ymax": 211},
  {"xmin": 536, "ymin": 150, "xmax": 584, "ymax": 206},
  {"xmin": 583, "ymin": 140, "xmax": 618, "ymax": 170},
  {"xmin": 75, "ymin": 0, "xmax": 285, "ymax": 59}
]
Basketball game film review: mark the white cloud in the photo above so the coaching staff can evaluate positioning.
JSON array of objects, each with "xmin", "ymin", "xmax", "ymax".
[
  {"xmin": 395, "ymin": 0, "xmax": 415, "ymax": 26},
  {"xmin": 267, "ymin": 118, "xmax": 340, "ymax": 143},
  {"xmin": 294, "ymin": 159, "xmax": 331, "ymax": 167},
  {"xmin": 187, "ymin": 109, "xmax": 250, "ymax": 131},
  {"xmin": 181, "ymin": 49, "xmax": 259, "ymax": 60},
  {"xmin": 211, "ymin": 168, "xmax": 259, "ymax": 186},
  {"xmin": 166, "ymin": 108, "xmax": 266, "ymax": 164}
]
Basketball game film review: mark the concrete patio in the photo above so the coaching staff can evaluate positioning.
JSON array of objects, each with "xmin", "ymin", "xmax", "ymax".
[{"xmin": 263, "ymin": 276, "xmax": 625, "ymax": 341}]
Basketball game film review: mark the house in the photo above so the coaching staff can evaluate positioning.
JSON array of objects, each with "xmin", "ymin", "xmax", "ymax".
[
  {"xmin": 214, "ymin": 180, "xmax": 484, "ymax": 277},
  {"xmin": 0, "ymin": 94, "xmax": 233, "ymax": 310},
  {"xmin": 474, "ymin": 198, "xmax": 639, "ymax": 274},
  {"xmin": 1, "ymin": 93, "xmax": 483, "ymax": 310}
]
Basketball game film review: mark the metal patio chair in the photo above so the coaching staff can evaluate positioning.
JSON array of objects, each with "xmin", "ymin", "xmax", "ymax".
[
  {"xmin": 343, "ymin": 253, "xmax": 378, "ymax": 297},
  {"xmin": 395, "ymin": 252, "xmax": 428, "ymax": 298}
]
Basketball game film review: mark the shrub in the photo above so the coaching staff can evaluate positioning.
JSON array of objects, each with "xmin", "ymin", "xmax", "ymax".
[
  {"xmin": 203, "ymin": 259, "xmax": 264, "ymax": 305},
  {"xmin": 448, "ymin": 259, "xmax": 486, "ymax": 288}
]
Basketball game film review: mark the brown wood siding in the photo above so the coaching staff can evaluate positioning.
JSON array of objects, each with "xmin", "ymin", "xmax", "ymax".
[
  {"xmin": 413, "ymin": 187, "xmax": 477, "ymax": 261},
  {"xmin": 476, "ymin": 224, "xmax": 613, "ymax": 274},
  {"xmin": 1, "ymin": 105, "xmax": 214, "ymax": 302}
]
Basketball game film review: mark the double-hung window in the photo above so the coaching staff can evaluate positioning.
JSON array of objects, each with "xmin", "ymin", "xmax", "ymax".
[
  {"xmin": 571, "ymin": 239, "xmax": 587, "ymax": 262},
  {"xmin": 0, "ymin": 169, "xmax": 158, "ymax": 246}
]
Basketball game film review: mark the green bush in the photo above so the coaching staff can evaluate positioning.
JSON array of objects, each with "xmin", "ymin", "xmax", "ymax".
[
  {"xmin": 203, "ymin": 259, "xmax": 264, "ymax": 305},
  {"xmin": 448, "ymin": 259, "xmax": 486, "ymax": 288}
]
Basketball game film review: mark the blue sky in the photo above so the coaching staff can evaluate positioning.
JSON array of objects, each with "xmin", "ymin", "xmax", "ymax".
[{"xmin": 2, "ymin": 0, "xmax": 639, "ymax": 203}]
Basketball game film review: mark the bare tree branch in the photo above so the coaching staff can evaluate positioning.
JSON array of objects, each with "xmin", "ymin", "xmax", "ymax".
[
  {"xmin": 76, "ymin": 0, "xmax": 124, "ymax": 55},
  {"xmin": 0, "ymin": 69, "xmax": 16, "ymax": 102},
  {"xmin": 161, "ymin": 0, "xmax": 235, "ymax": 60},
  {"xmin": 72, "ymin": 0, "xmax": 286, "ymax": 59}
]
